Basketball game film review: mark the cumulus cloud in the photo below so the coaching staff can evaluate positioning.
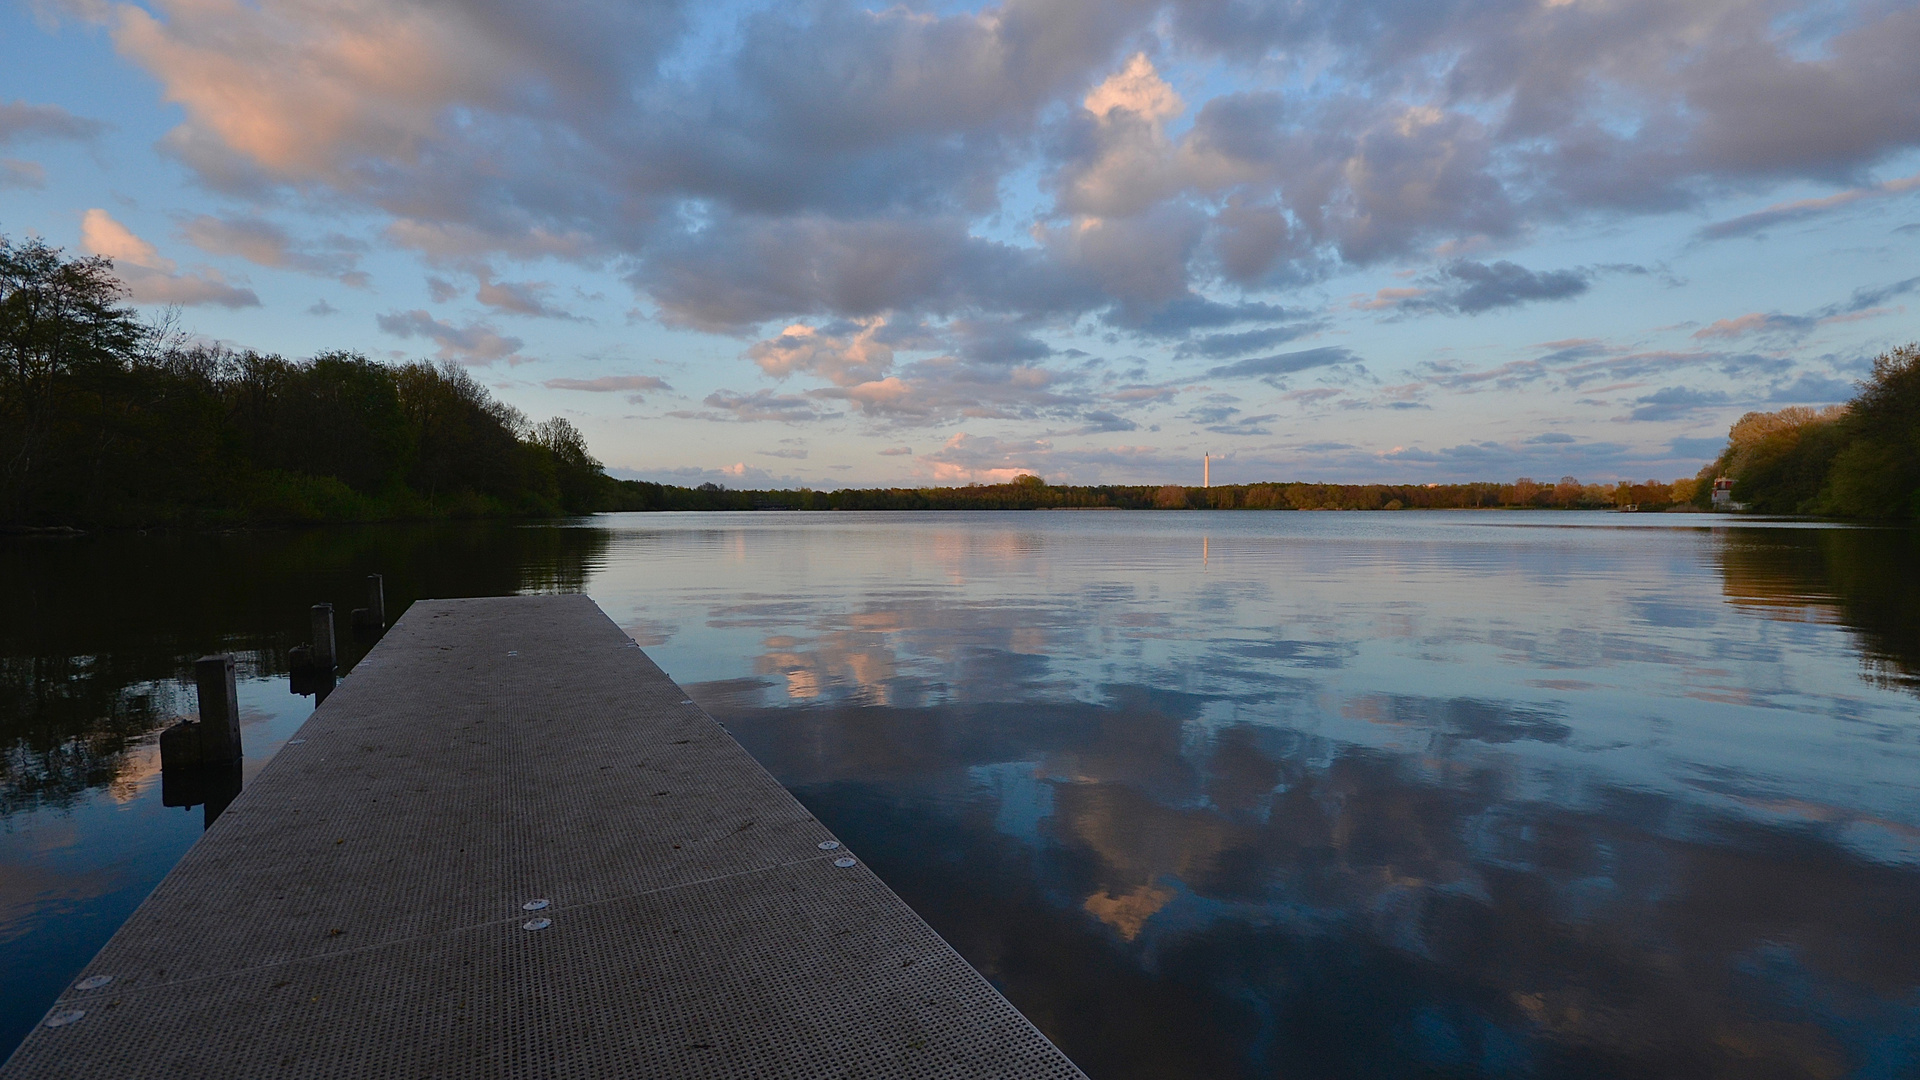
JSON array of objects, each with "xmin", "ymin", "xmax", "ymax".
[
  {"xmin": 917, "ymin": 432, "xmax": 1053, "ymax": 484},
  {"xmin": 1204, "ymin": 409, "xmax": 1279, "ymax": 435},
  {"xmin": 1698, "ymin": 172, "xmax": 1920, "ymax": 240},
  {"xmin": 1, "ymin": 160, "xmax": 45, "ymax": 189},
  {"xmin": 80, "ymin": 0, "xmax": 1920, "ymax": 345},
  {"xmin": 0, "ymin": 100, "xmax": 104, "ymax": 144},
  {"xmin": 1669, "ymin": 434, "xmax": 1728, "ymax": 459},
  {"xmin": 635, "ymin": 214, "xmax": 1098, "ymax": 333},
  {"xmin": 543, "ymin": 374, "xmax": 670, "ymax": 401},
  {"xmin": 375, "ymin": 309, "xmax": 526, "ymax": 364},
  {"xmin": 1692, "ymin": 313, "xmax": 1817, "ymax": 340},
  {"xmin": 475, "ymin": 273, "xmax": 582, "ymax": 320},
  {"xmin": 1053, "ymin": 54, "xmax": 1205, "ymax": 220},
  {"xmin": 1766, "ymin": 372, "xmax": 1856, "ymax": 403},
  {"xmin": 1069, "ymin": 410, "xmax": 1139, "ymax": 434},
  {"xmin": 180, "ymin": 213, "xmax": 367, "ymax": 285},
  {"xmin": 80, "ymin": 208, "xmax": 260, "ymax": 307},
  {"xmin": 0, "ymin": 102, "xmax": 101, "ymax": 188},
  {"xmin": 1692, "ymin": 274, "xmax": 1916, "ymax": 340},
  {"xmin": 1360, "ymin": 261, "xmax": 1592, "ymax": 316},
  {"xmin": 1823, "ymin": 275, "xmax": 1920, "ymax": 316},
  {"xmin": 682, "ymin": 389, "xmax": 825, "ymax": 424},
  {"xmin": 1628, "ymin": 387, "xmax": 1732, "ymax": 422},
  {"xmin": 1175, "ymin": 322, "xmax": 1322, "ymax": 359},
  {"xmin": 733, "ymin": 312, "xmax": 1138, "ymax": 428},
  {"xmin": 1207, "ymin": 346, "xmax": 1358, "ymax": 379},
  {"xmin": 749, "ymin": 319, "xmax": 894, "ymax": 387}
]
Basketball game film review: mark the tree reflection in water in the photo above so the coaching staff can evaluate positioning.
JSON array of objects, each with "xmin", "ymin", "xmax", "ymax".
[
  {"xmin": 1717, "ymin": 525, "xmax": 1920, "ymax": 694},
  {"xmin": 0, "ymin": 523, "xmax": 609, "ymax": 815}
]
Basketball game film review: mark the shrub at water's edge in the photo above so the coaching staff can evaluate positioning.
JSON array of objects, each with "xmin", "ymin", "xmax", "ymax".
[{"xmin": 1692, "ymin": 343, "xmax": 1920, "ymax": 519}]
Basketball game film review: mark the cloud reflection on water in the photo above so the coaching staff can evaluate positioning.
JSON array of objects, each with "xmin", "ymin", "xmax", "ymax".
[{"xmin": 598, "ymin": 511, "xmax": 1920, "ymax": 1078}]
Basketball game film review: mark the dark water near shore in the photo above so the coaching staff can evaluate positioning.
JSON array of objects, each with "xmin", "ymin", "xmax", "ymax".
[{"xmin": 4, "ymin": 512, "xmax": 1919, "ymax": 1077}]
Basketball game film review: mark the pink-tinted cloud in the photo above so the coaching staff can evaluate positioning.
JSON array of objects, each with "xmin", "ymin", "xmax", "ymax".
[
  {"xmin": 1699, "ymin": 172, "xmax": 1920, "ymax": 240},
  {"xmin": 80, "ymin": 208, "xmax": 259, "ymax": 307}
]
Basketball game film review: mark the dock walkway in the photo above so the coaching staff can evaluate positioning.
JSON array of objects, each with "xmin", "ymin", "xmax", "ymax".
[{"xmin": 3, "ymin": 595, "xmax": 1085, "ymax": 1079}]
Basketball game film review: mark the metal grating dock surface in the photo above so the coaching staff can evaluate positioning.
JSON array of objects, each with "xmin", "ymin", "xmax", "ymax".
[{"xmin": 3, "ymin": 594, "xmax": 1086, "ymax": 1080}]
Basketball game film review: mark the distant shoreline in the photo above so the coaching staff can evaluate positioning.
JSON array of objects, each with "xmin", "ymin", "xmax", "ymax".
[{"xmin": 5, "ymin": 501, "xmax": 1752, "ymax": 536}]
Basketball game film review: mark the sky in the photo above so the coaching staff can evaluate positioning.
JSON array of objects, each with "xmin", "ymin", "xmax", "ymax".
[{"xmin": 2, "ymin": 0, "xmax": 1917, "ymax": 488}]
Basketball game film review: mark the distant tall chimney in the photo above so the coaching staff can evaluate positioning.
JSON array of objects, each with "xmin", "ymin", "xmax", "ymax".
[{"xmin": 1204, "ymin": 453, "xmax": 1210, "ymax": 488}]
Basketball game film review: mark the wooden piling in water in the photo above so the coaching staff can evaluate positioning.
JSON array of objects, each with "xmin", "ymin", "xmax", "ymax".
[
  {"xmin": 156, "ymin": 654, "xmax": 242, "ymax": 771},
  {"xmin": 309, "ymin": 603, "xmax": 335, "ymax": 673},
  {"xmin": 193, "ymin": 654, "xmax": 241, "ymax": 763},
  {"xmin": 367, "ymin": 574, "xmax": 384, "ymax": 627},
  {"xmin": 352, "ymin": 575, "xmax": 386, "ymax": 637}
]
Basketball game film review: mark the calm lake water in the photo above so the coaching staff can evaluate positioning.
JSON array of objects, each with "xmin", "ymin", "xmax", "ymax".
[{"xmin": 4, "ymin": 511, "xmax": 1919, "ymax": 1077}]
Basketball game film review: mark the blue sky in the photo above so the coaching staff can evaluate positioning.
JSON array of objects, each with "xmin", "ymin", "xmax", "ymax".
[{"xmin": 2, "ymin": 0, "xmax": 1916, "ymax": 488}]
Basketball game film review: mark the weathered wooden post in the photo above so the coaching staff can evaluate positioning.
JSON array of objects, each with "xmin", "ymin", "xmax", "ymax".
[
  {"xmin": 159, "ymin": 653, "xmax": 242, "ymax": 771},
  {"xmin": 195, "ymin": 653, "xmax": 242, "ymax": 761},
  {"xmin": 352, "ymin": 574, "xmax": 386, "ymax": 637},
  {"xmin": 311, "ymin": 603, "xmax": 336, "ymax": 673}
]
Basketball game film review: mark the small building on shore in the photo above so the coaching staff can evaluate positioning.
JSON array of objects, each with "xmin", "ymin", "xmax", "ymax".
[{"xmin": 1710, "ymin": 477, "xmax": 1743, "ymax": 511}]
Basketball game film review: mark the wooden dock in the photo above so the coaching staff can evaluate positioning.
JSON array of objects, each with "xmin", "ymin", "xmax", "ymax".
[{"xmin": 2, "ymin": 595, "xmax": 1085, "ymax": 1079}]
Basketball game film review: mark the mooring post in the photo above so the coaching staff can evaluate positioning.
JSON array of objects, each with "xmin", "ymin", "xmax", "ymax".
[
  {"xmin": 160, "ymin": 653, "xmax": 242, "ymax": 772},
  {"xmin": 352, "ymin": 575, "xmax": 386, "ymax": 638},
  {"xmin": 311, "ymin": 603, "xmax": 336, "ymax": 673},
  {"xmin": 195, "ymin": 653, "xmax": 242, "ymax": 762}
]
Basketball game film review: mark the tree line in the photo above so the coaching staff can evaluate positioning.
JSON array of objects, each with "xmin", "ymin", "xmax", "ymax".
[
  {"xmin": 1691, "ymin": 343, "xmax": 1919, "ymax": 519},
  {"xmin": 2, "ymin": 236, "xmax": 610, "ymax": 526},
  {"xmin": 615, "ymin": 472, "xmax": 1694, "ymax": 512}
]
